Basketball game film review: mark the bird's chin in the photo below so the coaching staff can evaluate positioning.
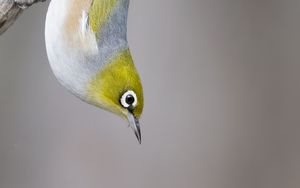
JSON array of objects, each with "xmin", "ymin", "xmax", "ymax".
[{"xmin": 86, "ymin": 98, "xmax": 125, "ymax": 118}]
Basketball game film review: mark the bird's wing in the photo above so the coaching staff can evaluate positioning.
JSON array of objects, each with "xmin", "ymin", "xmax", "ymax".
[
  {"xmin": 87, "ymin": 0, "xmax": 129, "ymax": 47},
  {"xmin": 88, "ymin": 0, "xmax": 120, "ymax": 40},
  {"xmin": 78, "ymin": 0, "xmax": 129, "ymax": 64}
]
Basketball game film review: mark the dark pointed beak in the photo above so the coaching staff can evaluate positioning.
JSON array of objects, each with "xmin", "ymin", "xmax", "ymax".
[{"xmin": 127, "ymin": 112, "xmax": 141, "ymax": 144}]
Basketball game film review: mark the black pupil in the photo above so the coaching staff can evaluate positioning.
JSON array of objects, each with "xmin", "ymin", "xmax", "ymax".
[{"xmin": 125, "ymin": 94, "xmax": 135, "ymax": 105}]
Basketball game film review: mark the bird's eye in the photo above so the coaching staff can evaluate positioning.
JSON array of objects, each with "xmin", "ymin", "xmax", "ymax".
[{"xmin": 120, "ymin": 90, "xmax": 138, "ymax": 108}]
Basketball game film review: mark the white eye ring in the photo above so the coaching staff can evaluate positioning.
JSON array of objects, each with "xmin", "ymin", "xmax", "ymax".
[{"xmin": 120, "ymin": 90, "xmax": 138, "ymax": 108}]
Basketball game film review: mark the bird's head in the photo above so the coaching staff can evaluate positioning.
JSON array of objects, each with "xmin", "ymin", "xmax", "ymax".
[{"xmin": 87, "ymin": 49, "xmax": 144, "ymax": 143}]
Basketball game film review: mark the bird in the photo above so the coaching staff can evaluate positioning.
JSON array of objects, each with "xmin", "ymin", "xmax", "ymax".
[{"xmin": 45, "ymin": 0, "xmax": 144, "ymax": 143}]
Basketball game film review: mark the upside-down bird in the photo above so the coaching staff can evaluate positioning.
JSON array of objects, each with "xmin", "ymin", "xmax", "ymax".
[{"xmin": 45, "ymin": 0, "xmax": 144, "ymax": 143}]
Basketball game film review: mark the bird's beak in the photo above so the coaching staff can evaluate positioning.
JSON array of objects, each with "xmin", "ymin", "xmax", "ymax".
[{"xmin": 127, "ymin": 112, "xmax": 141, "ymax": 144}]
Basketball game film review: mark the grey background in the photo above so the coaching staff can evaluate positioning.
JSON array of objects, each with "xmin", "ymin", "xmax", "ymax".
[{"xmin": 0, "ymin": 0, "xmax": 300, "ymax": 188}]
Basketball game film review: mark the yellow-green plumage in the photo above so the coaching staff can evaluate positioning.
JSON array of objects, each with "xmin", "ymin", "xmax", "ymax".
[
  {"xmin": 87, "ymin": 49, "xmax": 144, "ymax": 120},
  {"xmin": 89, "ymin": 0, "xmax": 118, "ymax": 36}
]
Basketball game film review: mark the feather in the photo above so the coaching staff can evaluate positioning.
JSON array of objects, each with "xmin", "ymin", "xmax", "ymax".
[{"xmin": 80, "ymin": 10, "xmax": 89, "ymax": 36}]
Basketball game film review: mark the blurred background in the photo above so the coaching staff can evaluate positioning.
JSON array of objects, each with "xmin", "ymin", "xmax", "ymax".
[{"xmin": 0, "ymin": 0, "xmax": 300, "ymax": 188}]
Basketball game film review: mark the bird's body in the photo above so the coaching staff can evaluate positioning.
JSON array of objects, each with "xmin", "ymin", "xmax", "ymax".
[{"xmin": 45, "ymin": 0, "xmax": 143, "ymax": 142}]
